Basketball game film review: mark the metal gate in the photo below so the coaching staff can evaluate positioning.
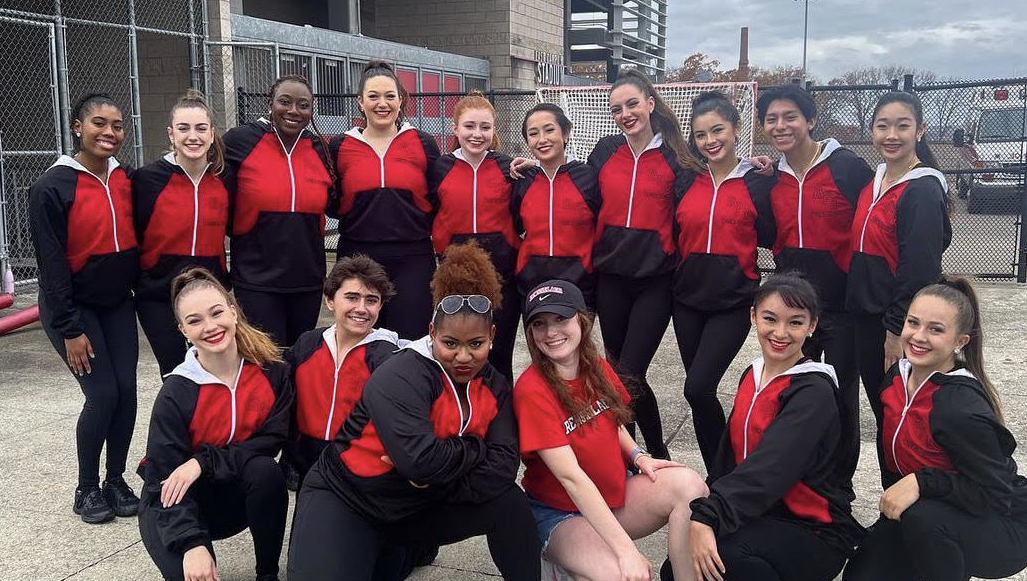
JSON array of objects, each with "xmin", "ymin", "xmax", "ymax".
[{"xmin": 0, "ymin": 15, "xmax": 61, "ymax": 291}]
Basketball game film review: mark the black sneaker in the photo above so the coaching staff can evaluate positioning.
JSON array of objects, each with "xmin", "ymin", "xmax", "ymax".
[
  {"xmin": 254, "ymin": 575, "xmax": 280, "ymax": 581},
  {"xmin": 102, "ymin": 475, "xmax": 140, "ymax": 517},
  {"xmin": 660, "ymin": 557, "xmax": 674, "ymax": 581},
  {"xmin": 73, "ymin": 487, "xmax": 115, "ymax": 524}
]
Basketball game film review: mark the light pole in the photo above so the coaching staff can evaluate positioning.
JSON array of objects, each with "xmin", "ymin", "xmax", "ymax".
[{"xmin": 799, "ymin": 0, "xmax": 810, "ymax": 80}]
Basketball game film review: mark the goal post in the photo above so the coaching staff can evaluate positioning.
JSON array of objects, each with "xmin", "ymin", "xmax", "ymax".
[{"xmin": 536, "ymin": 82, "xmax": 759, "ymax": 163}]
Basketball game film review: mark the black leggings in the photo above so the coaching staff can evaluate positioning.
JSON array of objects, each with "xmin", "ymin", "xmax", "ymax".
[
  {"xmin": 716, "ymin": 517, "xmax": 848, "ymax": 581},
  {"xmin": 39, "ymin": 295, "xmax": 138, "ymax": 489},
  {"xmin": 844, "ymin": 503, "xmax": 1027, "ymax": 581},
  {"xmin": 803, "ymin": 310, "xmax": 860, "ymax": 488},
  {"xmin": 489, "ymin": 279, "xmax": 521, "ymax": 382},
  {"xmin": 595, "ymin": 272, "xmax": 672, "ymax": 458},
  {"xmin": 672, "ymin": 302, "xmax": 751, "ymax": 470},
  {"xmin": 136, "ymin": 298, "xmax": 187, "ymax": 377},
  {"xmin": 288, "ymin": 466, "xmax": 541, "ymax": 581},
  {"xmin": 233, "ymin": 287, "xmax": 323, "ymax": 347},
  {"xmin": 138, "ymin": 455, "xmax": 288, "ymax": 580},
  {"xmin": 339, "ymin": 240, "xmax": 436, "ymax": 341},
  {"xmin": 854, "ymin": 313, "xmax": 888, "ymax": 481}
]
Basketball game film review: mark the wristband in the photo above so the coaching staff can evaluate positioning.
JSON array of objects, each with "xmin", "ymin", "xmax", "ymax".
[{"xmin": 629, "ymin": 446, "xmax": 650, "ymax": 466}]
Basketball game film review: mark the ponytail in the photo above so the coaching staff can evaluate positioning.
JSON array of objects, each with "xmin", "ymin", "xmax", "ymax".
[
  {"xmin": 171, "ymin": 267, "xmax": 282, "ymax": 368},
  {"xmin": 611, "ymin": 69, "xmax": 704, "ymax": 173},
  {"xmin": 169, "ymin": 89, "xmax": 225, "ymax": 175},
  {"xmin": 915, "ymin": 277, "xmax": 1002, "ymax": 423}
]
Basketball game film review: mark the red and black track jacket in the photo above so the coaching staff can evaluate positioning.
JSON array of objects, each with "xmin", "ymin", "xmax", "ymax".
[
  {"xmin": 588, "ymin": 133, "xmax": 693, "ymax": 277},
  {"xmin": 132, "ymin": 153, "xmax": 229, "ymax": 300},
  {"xmin": 222, "ymin": 119, "xmax": 333, "ymax": 292},
  {"xmin": 846, "ymin": 166, "xmax": 952, "ymax": 334},
  {"xmin": 330, "ymin": 124, "xmax": 441, "ymax": 244},
  {"xmin": 285, "ymin": 326, "xmax": 400, "ymax": 474},
  {"xmin": 771, "ymin": 139, "xmax": 875, "ymax": 311},
  {"xmin": 136, "ymin": 349, "xmax": 292, "ymax": 555},
  {"xmin": 690, "ymin": 359, "xmax": 864, "ymax": 555},
  {"xmin": 29, "ymin": 155, "xmax": 139, "ymax": 337},
  {"xmin": 879, "ymin": 360, "xmax": 1027, "ymax": 516},
  {"xmin": 511, "ymin": 162, "xmax": 600, "ymax": 297},
  {"xmin": 429, "ymin": 149, "xmax": 519, "ymax": 275},
  {"xmin": 673, "ymin": 159, "xmax": 775, "ymax": 311},
  {"xmin": 321, "ymin": 336, "xmax": 519, "ymax": 522}
]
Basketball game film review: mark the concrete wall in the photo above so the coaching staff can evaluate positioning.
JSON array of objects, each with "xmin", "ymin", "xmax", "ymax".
[
  {"xmin": 137, "ymin": 31, "xmax": 193, "ymax": 161},
  {"xmin": 372, "ymin": 0, "xmax": 565, "ymax": 89}
]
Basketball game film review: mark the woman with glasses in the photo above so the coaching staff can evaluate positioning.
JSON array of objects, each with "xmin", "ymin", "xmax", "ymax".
[{"xmin": 288, "ymin": 241, "xmax": 540, "ymax": 581}]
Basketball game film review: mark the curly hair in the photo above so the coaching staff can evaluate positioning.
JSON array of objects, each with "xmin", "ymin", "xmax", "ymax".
[{"xmin": 430, "ymin": 241, "xmax": 504, "ymax": 323}]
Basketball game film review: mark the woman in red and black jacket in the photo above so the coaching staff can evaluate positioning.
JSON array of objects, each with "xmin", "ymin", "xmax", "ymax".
[
  {"xmin": 429, "ymin": 92, "xmax": 520, "ymax": 380},
  {"xmin": 682, "ymin": 274, "xmax": 863, "ymax": 581},
  {"xmin": 286, "ymin": 255, "xmax": 400, "ymax": 479},
  {"xmin": 757, "ymin": 84, "xmax": 875, "ymax": 487},
  {"xmin": 844, "ymin": 278, "xmax": 1027, "ymax": 581},
  {"xmin": 587, "ymin": 69, "xmax": 703, "ymax": 460},
  {"xmin": 29, "ymin": 94, "xmax": 141, "ymax": 525},
  {"xmin": 512, "ymin": 103, "xmax": 600, "ymax": 304},
  {"xmin": 288, "ymin": 242, "xmax": 539, "ymax": 581},
  {"xmin": 137, "ymin": 268, "xmax": 291, "ymax": 581},
  {"xmin": 133, "ymin": 90, "xmax": 229, "ymax": 376},
  {"xmin": 673, "ymin": 92, "xmax": 775, "ymax": 470},
  {"xmin": 222, "ymin": 74, "xmax": 335, "ymax": 347},
  {"xmin": 846, "ymin": 91, "xmax": 952, "ymax": 439},
  {"xmin": 331, "ymin": 61, "xmax": 441, "ymax": 340}
]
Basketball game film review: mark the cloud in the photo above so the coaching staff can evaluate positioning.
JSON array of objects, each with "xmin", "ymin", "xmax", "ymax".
[{"xmin": 666, "ymin": 1, "xmax": 1027, "ymax": 80}]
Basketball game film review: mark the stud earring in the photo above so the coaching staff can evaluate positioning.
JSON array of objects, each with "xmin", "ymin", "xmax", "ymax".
[
  {"xmin": 75, "ymin": 132, "xmax": 81, "ymax": 137},
  {"xmin": 954, "ymin": 347, "xmax": 961, "ymax": 355}
]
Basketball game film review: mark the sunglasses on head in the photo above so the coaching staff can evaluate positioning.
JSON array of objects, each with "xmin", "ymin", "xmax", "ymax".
[{"xmin": 435, "ymin": 294, "xmax": 492, "ymax": 316}]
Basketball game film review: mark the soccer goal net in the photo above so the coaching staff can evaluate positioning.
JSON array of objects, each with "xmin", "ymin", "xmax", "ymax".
[{"xmin": 536, "ymin": 82, "xmax": 759, "ymax": 163}]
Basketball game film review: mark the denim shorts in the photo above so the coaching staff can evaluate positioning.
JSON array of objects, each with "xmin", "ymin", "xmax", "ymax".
[{"xmin": 528, "ymin": 497, "xmax": 582, "ymax": 552}]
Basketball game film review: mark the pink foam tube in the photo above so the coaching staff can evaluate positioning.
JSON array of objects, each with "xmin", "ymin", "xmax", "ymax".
[
  {"xmin": 0, "ymin": 294, "xmax": 13, "ymax": 310},
  {"xmin": 0, "ymin": 304, "xmax": 39, "ymax": 335}
]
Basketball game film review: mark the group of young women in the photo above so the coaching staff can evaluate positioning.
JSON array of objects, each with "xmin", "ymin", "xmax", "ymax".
[{"xmin": 28, "ymin": 60, "xmax": 1027, "ymax": 581}]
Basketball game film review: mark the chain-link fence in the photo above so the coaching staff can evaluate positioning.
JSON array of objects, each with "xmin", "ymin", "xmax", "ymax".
[
  {"xmin": 0, "ymin": 0, "xmax": 205, "ymax": 292},
  {"xmin": 757, "ymin": 76, "xmax": 1027, "ymax": 280}
]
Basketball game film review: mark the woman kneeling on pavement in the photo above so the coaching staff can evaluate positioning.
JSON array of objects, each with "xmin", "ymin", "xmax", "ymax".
[
  {"xmin": 683, "ymin": 274, "xmax": 863, "ymax": 581},
  {"xmin": 137, "ymin": 267, "xmax": 291, "ymax": 581},
  {"xmin": 288, "ymin": 241, "xmax": 540, "ymax": 581},
  {"xmin": 514, "ymin": 278, "xmax": 708, "ymax": 581}
]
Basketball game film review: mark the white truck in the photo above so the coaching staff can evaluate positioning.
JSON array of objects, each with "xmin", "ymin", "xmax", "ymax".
[{"xmin": 953, "ymin": 85, "xmax": 1026, "ymax": 214}]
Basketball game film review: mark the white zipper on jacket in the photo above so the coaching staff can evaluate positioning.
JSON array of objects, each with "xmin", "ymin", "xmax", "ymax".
[
  {"xmin": 225, "ymin": 359, "xmax": 245, "ymax": 445},
  {"xmin": 740, "ymin": 366, "xmax": 786, "ymax": 459},
  {"xmin": 274, "ymin": 131, "xmax": 300, "ymax": 212},
  {"xmin": 83, "ymin": 170, "xmax": 121, "ymax": 252},
  {"xmin": 705, "ymin": 171, "xmax": 722, "ymax": 253},
  {"xmin": 857, "ymin": 186, "xmax": 891, "ymax": 252},
  {"xmin": 890, "ymin": 371, "xmax": 932, "ymax": 475},
  {"xmin": 543, "ymin": 167, "xmax": 558, "ymax": 256},
  {"xmin": 626, "ymin": 154, "xmax": 640, "ymax": 228},
  {"xmin": 324, "ymin": 342, "xmax": 359, "ymax": 440}
]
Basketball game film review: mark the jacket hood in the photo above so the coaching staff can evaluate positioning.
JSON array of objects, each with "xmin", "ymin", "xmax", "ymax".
[
  {"xmin": 322, "ymin": 325, "xmax": 401, "ymax": 366},
  {"xmin": 871, "ymin": 164, "xmax": 948, "ymax": 201},
  {"xmin": 777, "ymin": 138, "xmax": 842, "ymax": 177},
  {"xmin": 169, "ymin": 347, "xmax": 245, "ymax": 387},
  {"xmin": 751, "ymin": 357, "xmax": 839, "ymax": 392}
]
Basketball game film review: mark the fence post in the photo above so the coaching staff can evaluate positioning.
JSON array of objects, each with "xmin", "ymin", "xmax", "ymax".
[
  {"xmin": 903, "ymin": 74, "xmax": 914, "ymax": 92},
  {"xmin": 804, "ymin": 80, "xmax": 813, "ymax": 91},
  {"xmin": 890, "ymin": 78, "xmax": 899, "ymax": 91},
  {"xmin": 53, "ymin": 0, "xmax": 72, "ymax": 154},
  {"xmin": 0, "ymin": 129, "xmax": 8, "ymax": 292},
  {"xmin": 1018, "ymin": 80, "xmax": 1027, "ymax": 282},
  {"xmin": 127, "ymin": 0, "xmax": 145, "ymax": 168},
  {"xmin": 236, "ymin": 86, "xmax": 246, "ymax": 127}
]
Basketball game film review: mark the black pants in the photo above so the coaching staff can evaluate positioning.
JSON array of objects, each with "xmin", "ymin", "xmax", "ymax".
[
  {"xmin": 596, "ymin": 272, "xmax": 672, "ymax": 458},
  {"xmin": 138, "ymin": 455, "xmax": 288, "ymax": 580},
  {"xmin": 39, "ymin": 295, "xmax": 138, "ymax": 489},
  {"xmin": 672, "ymin": 302, "xmax": 751, "ymax": 470},
  {"xmin": 136, "ymin": 298, "xmax": 187, "ymax": 377},
  {"xmin": 233, "ymin": 287, "xmax": 322, "ymax": 347},
  {"xmin": 854, "ymin": 313, "xmax": 888, "ymax": 482},
  {"xmin": 844, "ymin": 504, "xmax": 1027, "ymax": 581},
  {"xmin": 339, "ymin": 240, "xmax": 435, "ymax": 341},
  {"xmin": 803, "ymin": 310, "xmax": 860, "ymax": 488},
  {"xmin": 716, "ymin": 517, "xmax": 847, "ymax": 581},
  {"xmin": 288, "ymin": 466, "xmax": 541, "ymax": 581},
  {"xmin": 489, "ymin": 279, "xmax": 521, "ymax": 382}
]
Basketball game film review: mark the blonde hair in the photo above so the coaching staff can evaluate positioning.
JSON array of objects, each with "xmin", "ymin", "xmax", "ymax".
[{"xmin": 170, "ymin": 267, "xmax": 282, "ymax": 367}]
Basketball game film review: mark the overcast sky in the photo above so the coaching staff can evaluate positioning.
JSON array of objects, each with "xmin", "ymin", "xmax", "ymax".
[{"xmin": 665, "ymin": 0, "xmax": 1027, "ymax": 81}]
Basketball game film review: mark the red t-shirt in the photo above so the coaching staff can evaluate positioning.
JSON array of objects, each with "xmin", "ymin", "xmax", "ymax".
[{"xmin": 513, "ymin": 359, "xmax": 631, "ymax": 512}]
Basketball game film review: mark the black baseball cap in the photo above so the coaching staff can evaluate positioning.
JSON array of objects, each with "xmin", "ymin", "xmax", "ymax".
[{"xmin": 524, "ymin": 279, "xmax": 586, "ymax": 321}]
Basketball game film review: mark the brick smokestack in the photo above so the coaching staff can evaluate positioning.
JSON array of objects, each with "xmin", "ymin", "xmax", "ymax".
[{"xmin": 739, "ymin": 27, "xmax": 750, "ymax": 80}]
